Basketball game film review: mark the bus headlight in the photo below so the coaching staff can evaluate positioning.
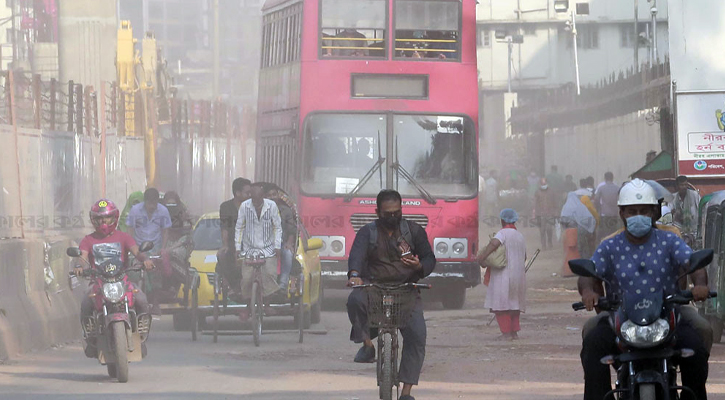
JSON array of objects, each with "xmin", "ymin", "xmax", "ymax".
[
  {"xmin": 435, "ymin": 241, "xmax": 449, "ymax": 256},
  {"xmin": 434, "ymin": 238, "xmax": 468, "ymax": 259},
  {"xmin": 451, "ymin": 239, "xmax": 468, "ymax": 258},
  {"xmin": 311, "ymin": 236, "xmax": 345, "ymax": 257}
]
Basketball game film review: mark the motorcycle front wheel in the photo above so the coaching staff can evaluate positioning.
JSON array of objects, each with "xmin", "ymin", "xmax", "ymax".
[
  {"xmin": 112, "ymin": 322, "xmax": 129, "ymax": 383},
  {"xmin": 106, "ymin": 363, "xmax": 117, "ymax": 378},
  {"xmin": 639, "ymin": 383, "xmax": 656, "ymax": 400}
]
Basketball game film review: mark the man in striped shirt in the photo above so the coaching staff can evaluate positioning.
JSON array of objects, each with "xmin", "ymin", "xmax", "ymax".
[{"xmin": 234, "ymin": 182, "xmax": 283, "ymax": 320}]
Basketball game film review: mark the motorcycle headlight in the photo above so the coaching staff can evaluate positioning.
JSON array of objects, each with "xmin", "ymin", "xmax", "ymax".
[
  {"xmin": 620, "ymin": 318, "xmax": 670, "ymax": 348},
  {"xmin": 102, "ymin": 282, "xmax": 125, "ymax": 303}
]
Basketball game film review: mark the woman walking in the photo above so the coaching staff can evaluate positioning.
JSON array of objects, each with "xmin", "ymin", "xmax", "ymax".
[{"xmin": 477, "ymin": 208, "xmax": 527, "ymax": 340}]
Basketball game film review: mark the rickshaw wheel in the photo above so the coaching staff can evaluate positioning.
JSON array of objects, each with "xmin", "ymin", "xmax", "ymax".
[
  {"xmin": 191, "ymin": 285, "xmax": 198, "ymax": 341},
  {"xmin": 213, "ymin": 274, "xmax": 220, "ymax": 343}
]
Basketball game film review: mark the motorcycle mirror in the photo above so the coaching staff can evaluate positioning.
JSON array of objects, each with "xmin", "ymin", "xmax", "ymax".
[
  {"xmin": 66, "ymin": 247, "xmax": 82, "ymax": 258},
  {"xmin": 139, "ymin": 241, "xmax": 154, "ymax": 253},
  {"xmin": 568, "ymin": 259, "xmax": 599, "ymax": 279},
  {"xmin": 681, "ymin": 249, "xmax": 714, "ymax": 278}
]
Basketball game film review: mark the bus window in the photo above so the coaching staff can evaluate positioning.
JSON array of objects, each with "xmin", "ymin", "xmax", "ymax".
[
  {"xmin": 393, "ymin": 114, "xmax": 476, "ymax": 198},
  {"xmin": 302, "ymin": 114, "xmax": 387, "ymax": 195},
  {"xmin": 394, "ymin": 0, "xmax": 460, "ymax": 60},
  {"xmin": 320, "ymin": 0, "xmax": 387, "ymax": 58}
]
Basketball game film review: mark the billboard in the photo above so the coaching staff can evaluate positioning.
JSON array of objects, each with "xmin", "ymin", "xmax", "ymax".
[
  {"xmin": 676, "ymin": 92, "xmax": 725, "ymax": 177},
  {"xmin": 669, "ymin": 0, "xmax": 725, "ymax": 177}
]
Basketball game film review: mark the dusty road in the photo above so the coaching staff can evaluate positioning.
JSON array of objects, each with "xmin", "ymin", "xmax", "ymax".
[{"xmin": 2, "ymin": 228, "xmax": 725, "ymax": 399}]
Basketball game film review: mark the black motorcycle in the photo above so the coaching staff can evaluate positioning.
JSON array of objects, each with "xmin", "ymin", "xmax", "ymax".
[{"xmin": 570, "ymin": 249, "xmax": 715, "ymax": 400}]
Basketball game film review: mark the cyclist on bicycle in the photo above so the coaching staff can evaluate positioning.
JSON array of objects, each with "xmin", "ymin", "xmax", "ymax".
[
  {"xmin": 234, "ymin": 182, "xmax": 283, "ymax": 321},
  {"xmin": 346, "ymin": 189, "xmax": 436, "ymax": 400}
]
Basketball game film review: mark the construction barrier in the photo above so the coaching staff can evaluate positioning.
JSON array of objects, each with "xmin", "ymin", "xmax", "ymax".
[{"xmin": 0, "ymin": 237, "xmax": 83, "ymax": 360}]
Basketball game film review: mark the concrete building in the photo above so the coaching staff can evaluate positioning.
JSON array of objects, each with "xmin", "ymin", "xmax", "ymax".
[
  {"xmin": 477, "ymin": 0, "xmax": 669, "ymax": 91},
  {"xmin": 477, "ymin": 0, "xmax": 669, "ymax": 176}
]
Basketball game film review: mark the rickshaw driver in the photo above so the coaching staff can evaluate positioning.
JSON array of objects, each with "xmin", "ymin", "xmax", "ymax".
[{"xmin": 234, "ymin": 182, "xmax": 283, "ymax": 321}]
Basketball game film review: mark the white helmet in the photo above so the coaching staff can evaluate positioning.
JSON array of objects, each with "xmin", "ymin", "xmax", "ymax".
[{"xmin": 618, "ymin": 178, "xmax": 659, "ymax": 206}]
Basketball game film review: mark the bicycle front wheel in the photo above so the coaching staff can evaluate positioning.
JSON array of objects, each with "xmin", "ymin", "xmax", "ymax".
[
  {"xmin": 251, "ymin": 281, "xmax": 262, "ymax": 347},
  {"xmin": 379, "ymin": 332, "xmax": 393, "ymax": 400}
]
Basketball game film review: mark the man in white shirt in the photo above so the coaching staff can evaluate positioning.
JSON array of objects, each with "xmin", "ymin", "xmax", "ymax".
[
  {"xmin": 672, "ymin": 175, "xmax": 701, "ymax": 233},
  {"xmin": 235, "ymin": 182, "xmax": 283, "ymax": 320}
]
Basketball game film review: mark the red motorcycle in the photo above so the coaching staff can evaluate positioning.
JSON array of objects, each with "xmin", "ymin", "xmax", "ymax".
[{"xmin": 67, "ymin": 242, "xmax": 153, "ymax": 383}]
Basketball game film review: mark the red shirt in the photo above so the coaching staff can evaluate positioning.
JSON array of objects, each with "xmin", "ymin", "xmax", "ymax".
[{"xmin": 79, "ymin": 230, "xmax": 137, "ymax": 270}]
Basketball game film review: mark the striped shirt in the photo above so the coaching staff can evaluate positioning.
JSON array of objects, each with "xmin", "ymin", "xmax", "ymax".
[{"xmin": 234, "ymin": 198, "xmax": 282, "ymax": 256}]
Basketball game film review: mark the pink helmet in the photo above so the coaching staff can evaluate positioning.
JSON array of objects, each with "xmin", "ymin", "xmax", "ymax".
[{"xmin": 90, "ymin": 199, "xmax": 120, "ymax": 237}]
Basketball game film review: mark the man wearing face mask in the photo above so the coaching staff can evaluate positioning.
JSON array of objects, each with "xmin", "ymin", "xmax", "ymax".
[
  {"xmin": 577, "ymin": 179, "xmax": 711, "ymax": 400},
  {"xmin": 346, "ymin": 190, "xmax": 436, "ymax": 400}
]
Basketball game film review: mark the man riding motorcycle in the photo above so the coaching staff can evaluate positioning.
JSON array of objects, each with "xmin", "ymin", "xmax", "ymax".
[
  {"xmin": 578, "ymin": 179, "xmax": 711, "ymax": 400},
  {"xmin": 75, "ymin": 199, "xmax": 155, "ymax": 358}
]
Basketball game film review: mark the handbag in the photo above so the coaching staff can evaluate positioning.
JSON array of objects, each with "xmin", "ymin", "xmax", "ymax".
[{"xmin": 483, "ymin": 233, "xmax": 507, "ymax": 269}]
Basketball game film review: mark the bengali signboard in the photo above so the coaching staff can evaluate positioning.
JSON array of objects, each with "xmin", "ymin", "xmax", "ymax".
[{"xmin": 676, "ymin": 92, "xmax": 725, "ymax": 177}]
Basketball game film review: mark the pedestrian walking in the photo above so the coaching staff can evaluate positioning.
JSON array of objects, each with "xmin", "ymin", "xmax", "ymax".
[
  {"xmin": 593, "ymin": 172, "xmax": 621, "ymax": 241},
  {"xmin": 477, "ymin": 208, "xmax": 527, "ymax": 341},
  {"xmin": 534, "ymin": 178, "xmax": 558, "ymax": 250}
]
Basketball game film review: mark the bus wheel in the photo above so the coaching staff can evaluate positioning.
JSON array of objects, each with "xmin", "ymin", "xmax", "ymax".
[{"xmin": 441, "ymin": 286, "xmax": 466, "ymax": 310}]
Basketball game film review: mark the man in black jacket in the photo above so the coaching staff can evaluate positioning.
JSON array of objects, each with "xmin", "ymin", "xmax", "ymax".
[{"xmin": 346, "ymin": 189, "xmax": 436, "ymax": 400}]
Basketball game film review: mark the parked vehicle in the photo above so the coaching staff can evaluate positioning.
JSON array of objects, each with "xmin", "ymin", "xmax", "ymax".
[{"xmin": 694, "ymin": 190, "xmax": 725, "ymax": 343}]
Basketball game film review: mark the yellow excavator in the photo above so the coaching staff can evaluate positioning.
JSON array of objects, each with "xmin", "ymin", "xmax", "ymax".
[{"xmin": 116, "ymin": 20, "xmax": 173, "ymax": 189}]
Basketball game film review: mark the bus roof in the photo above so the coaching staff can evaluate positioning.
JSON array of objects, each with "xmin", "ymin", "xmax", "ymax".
[{"xmin": 262, "ymin": 0, "xmax": 300, "ymax": 12}]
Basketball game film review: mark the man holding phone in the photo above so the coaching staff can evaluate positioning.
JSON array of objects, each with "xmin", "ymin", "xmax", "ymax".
[{"xmin": 346, "ymin": 189, "xmax": 436, "ymax": 400}]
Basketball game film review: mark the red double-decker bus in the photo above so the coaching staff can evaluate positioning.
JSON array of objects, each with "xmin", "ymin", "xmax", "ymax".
[{"xmin": 256, "ymin": 0, "xmax": 480, "ymax": 309}]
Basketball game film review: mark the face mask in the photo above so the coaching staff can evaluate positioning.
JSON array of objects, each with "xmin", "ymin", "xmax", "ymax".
[
  {"xmin": 540, "ymin": 185, "xmax": 548, "ymax": 190},
  {"xmin": 626, "ymin": 215, "xmax": 652, "ymax": 238},
  {"xmin": 380, "ymin": 214, "xmax": 402, "ymax": 229}
]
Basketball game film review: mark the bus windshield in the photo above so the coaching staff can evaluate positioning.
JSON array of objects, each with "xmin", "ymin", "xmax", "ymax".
[
  {"xmin": 302, "ymin": 113, "xmax": 387, "ymax": 196},
  {"xmin": 302, "ymin": 113, "xmax": 477, "ymax": 199},
  {"xmin": 394, "ymin": 114, "xmax": 476, "ymax": 198}
]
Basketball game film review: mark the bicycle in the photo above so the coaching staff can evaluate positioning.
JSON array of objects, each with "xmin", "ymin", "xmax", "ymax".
[{"xmin": 353, "ymin": 282, "xmax": 431, "ymax": 400}]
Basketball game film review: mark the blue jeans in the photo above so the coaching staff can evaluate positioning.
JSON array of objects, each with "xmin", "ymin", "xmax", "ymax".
[{"xmin": 278, "ymin": 248, "xmax": 293, "ymax": 289}]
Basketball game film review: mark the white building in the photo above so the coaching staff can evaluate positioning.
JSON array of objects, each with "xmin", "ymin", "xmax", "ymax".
[
  {"xmin": 477, "ymin": 0, "xmax": 669, "ymax": 91},
  {"xmin": 477, "ymin": 0, "xmax": 669, "ymax": 176}
]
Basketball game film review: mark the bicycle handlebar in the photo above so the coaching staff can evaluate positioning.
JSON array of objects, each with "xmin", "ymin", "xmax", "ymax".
[{"xmin": 352, "ymin": 282, "xmax": 431, "ymax": 290}]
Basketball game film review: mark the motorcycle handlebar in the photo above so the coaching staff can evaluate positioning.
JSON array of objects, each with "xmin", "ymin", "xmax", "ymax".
[
  {"xmin": 666, "ymin": 290, "xmax": 717, "ymax": 304},
  {"xmin": 573, "ymin": 292, "xmax": 719, "ymax": 310},
  {"xmin": 69, "ymin": 267, "xmax": 144, "ymax": 278},
  {"xmin": 571, "ymin": 297, "xmax": 616, "ymax": 312}
]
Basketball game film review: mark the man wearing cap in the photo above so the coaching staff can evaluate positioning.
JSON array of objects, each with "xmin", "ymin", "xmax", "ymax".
[
  {"xmin": 577, "ymin": 179, "xmax": 711, "ymax": 400},
  {"xmin": 477, "ymin": 208, "xmax": 527, "ymax": 340}
]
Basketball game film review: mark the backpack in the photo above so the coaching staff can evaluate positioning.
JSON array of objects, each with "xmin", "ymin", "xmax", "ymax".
[{"xmin": 367, "ymin": 219, "xmax": 415, "ymax": 255}]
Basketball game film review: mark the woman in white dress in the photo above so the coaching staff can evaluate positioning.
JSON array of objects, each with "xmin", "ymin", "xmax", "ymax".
[{"xmin": 477, "ymin": 208, "xmax": 527, "ymax": 340}]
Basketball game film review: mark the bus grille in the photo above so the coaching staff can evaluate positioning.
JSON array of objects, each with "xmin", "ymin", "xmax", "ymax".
[{"xmin": 350, "ymin": 214, "xmax": 429, "ymax": 231}]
